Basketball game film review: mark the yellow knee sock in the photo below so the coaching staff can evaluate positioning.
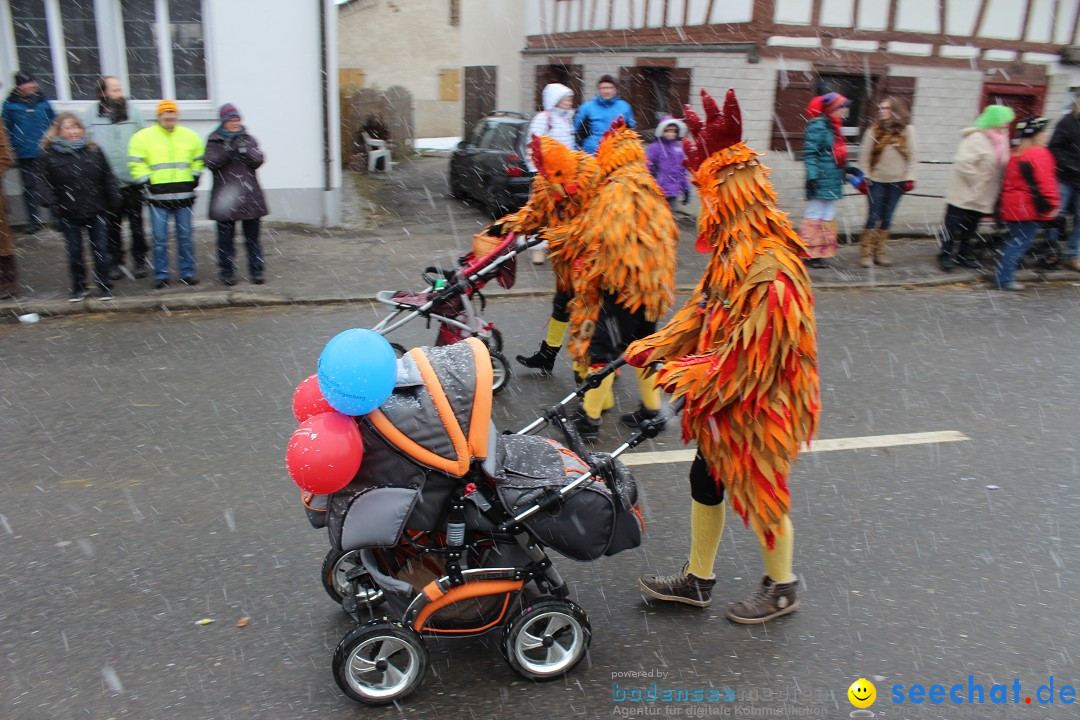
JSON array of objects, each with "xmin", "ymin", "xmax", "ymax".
[
  {"xmin": 761, "ymin": 516, "xmax": 796, "ymax": 583},
  {"xmin": 544, "ymin": 318, "xmax": 569, "ymax": 348},
  {"xmin": 582, "ymin": 373, "xmax": 615, "ymax": 420},
  {"xmin": 686, "ymin": 500, "xmax": 726, "ymax": 579},
  {"xmin": 634, "ymin": 367, "xmax": 661, "ymax": 411}
]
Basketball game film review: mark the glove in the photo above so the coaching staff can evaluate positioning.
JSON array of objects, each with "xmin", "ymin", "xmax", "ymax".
[
  {"xmin": 901, "ymin": 181, "xmax": 915, "ymax": 193},
  {"xmin": 805, "ymin": 179, "xmax": 818, "ymax": 200},
  {"xmin": 857, "ymin": 179, "xmax": 869, "ymax": 195},
  {"xmin": 681, "ymin": 188, "xmax": 691, "ymax": 205},
  {"xmin": 487, "ymin": 220, "xmax": 505, "ymax": 237}
]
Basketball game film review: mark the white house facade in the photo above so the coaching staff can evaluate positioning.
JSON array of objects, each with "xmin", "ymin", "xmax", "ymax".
[{"xmin": 1, "ymin": 0, "xmax": 341, "ymax": 226}]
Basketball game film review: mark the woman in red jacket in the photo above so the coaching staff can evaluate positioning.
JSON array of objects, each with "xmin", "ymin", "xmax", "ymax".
[{"xmin": 995, "ymin": 117, "xmax": 1059, "ymax": 290}]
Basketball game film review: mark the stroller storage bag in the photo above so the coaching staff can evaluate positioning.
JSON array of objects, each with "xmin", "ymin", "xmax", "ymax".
[{"xmin": 494, "ymin": 434, "xmax": 644, "ymax": 561}]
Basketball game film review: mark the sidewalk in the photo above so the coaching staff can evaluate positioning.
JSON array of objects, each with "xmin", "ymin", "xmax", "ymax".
[{"xmin": 3, "ymin": 155, "xmax": 1077, "ymax": 322}]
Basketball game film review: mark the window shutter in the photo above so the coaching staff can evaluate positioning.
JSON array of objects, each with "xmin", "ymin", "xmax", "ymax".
[
  {"xmin": 666, "ymin": 68, "xmax": 692, "ymax": 118},
  {"xmin": 771, "ymin": 71, "xmax": 817, "ymax": 153}
]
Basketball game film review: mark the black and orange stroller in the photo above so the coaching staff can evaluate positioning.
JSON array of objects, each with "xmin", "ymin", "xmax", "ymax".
[
  {"xmin": 303, "ymin": 339, "xmax": 649, "ymax": 705},
  {"xmin": 370, "ymin": 232, "xmax": 544, "ymax": 394}
]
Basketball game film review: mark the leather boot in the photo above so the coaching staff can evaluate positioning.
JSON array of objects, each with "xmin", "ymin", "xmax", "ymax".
[
  {"xmin": 515, "ymin": 341, "xmax": 561, "ymax": 376},
  {"xmin": 0, "ymin": 255, "xmax": 17, "ymax": 299},
  {"xmin": 858, "ymin": 229, "xmax": 875, "ymax": 268},
  {"xmin": 874, "ymin": 230, "xmax": 893, "ymax": 266}
]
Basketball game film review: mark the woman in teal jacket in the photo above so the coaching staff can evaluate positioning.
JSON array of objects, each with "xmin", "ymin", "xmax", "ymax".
[{"xmin": 800, "ymin": 93, "xmax": 849, "ymax": 268}]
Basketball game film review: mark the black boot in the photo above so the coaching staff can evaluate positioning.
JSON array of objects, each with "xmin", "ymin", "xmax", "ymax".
[
  {"xmin": 0, "ymin": 255, "xmax": 17, "ymax": 299},
  {"xmin": 516, "ymin": 341, "xmax": 561, "ymax": 376}
]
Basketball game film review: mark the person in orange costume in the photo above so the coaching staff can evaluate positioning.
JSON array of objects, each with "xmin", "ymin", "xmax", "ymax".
[{"xmin": 629, "ymin": 89, "xmax": 820, "ymax": 623}]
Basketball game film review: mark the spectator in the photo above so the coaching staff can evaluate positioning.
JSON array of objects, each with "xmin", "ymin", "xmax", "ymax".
[
  {"xmin": 994, "ymin": 117, "xmax": 1058, "ymax": 291},
  {"xmin": 2, "ymin": 71, "xmax": 55, "ymax": 234},
  {"xmin": 0, "ymin": 120, "xmax": 15, "ymax": 299},
  {"xmin": 938, "ymin": 104, "xmax": 1015, "ymax": 271},
  {"xmin": 799, "ymin": 93, "xmax": 850, "ymax": 268},
  {"xmin": 857, "ymin": 96, "xmax": 918, "ymax": 268},
  {"xmin": 575, "ymin": 75, "xmax": 635, "ymax": 155},
  {"xmin": 84, "ymin": 76, "xmax": 148, "ymax": 280},
  {"xmin": 37, "ymin": 113, "xmax": 120, "ymax": 302},
  {"xmin": 204, "ymin": 103, "xmax": 268, "ymax": 286},
  {"xmin": 526, "ymin": 82, "xmax": 576, "ymax": 264},
  {"xmin": 646, "ymin": 116, "xmax": 691, "ymax": 210},
  {"xmin": 128, "ymin": 101, "xmax": 205, "ymax": 289},
  {"xmin": 1047, "ymin": 87, "xmax": 1080, "ymax": 272}
]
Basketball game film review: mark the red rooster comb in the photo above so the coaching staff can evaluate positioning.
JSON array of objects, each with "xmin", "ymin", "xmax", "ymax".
[
  {"xmin": 683, "ymin": 88, "xmax": 743, "ymax": 170},
  {"xmin": 600, "ymin": 115, "xmax": 629, "ymax": 142}
]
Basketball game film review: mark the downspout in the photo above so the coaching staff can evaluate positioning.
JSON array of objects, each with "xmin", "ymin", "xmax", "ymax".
[{"xmin": 320, "ymin": 0, "xmax": 332, "ymax": 222}]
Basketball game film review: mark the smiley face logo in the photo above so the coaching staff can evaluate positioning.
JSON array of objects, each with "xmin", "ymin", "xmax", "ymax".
[{"xmin": 848, "ymin": 678, "xmax": 876, "ymax": 708}]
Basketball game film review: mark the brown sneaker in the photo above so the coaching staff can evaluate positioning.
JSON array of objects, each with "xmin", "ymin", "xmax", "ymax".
[
  {"xmin": 638, "ymin": 566, "xmax": 716, "ymax": 607},
  {"xmin": 725, "ymin": 576, "xmax": 800, "ymax": 624}
]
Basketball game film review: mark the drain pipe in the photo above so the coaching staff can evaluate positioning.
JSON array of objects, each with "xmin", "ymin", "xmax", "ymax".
[{"xmin": 319, "ymin": 0, "xmax": 332, "ymax": 224}]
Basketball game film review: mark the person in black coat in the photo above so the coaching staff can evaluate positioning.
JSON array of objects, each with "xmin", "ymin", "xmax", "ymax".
[
  {"xmin": 1048, "ymin": 89, "xmax": 1080, "ymax": 272},
  {"xmin": 37, "ymin": 112, "xmax": 120, "ymax": 301},
  {"xmin": 204, "ymin": 104, "xmax": 268, "ymax": 286}
]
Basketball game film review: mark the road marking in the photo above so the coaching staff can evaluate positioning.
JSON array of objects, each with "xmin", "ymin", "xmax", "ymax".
[{"xmin": 619, "ymin": 431, "xmax": 970, "ymax": 467}]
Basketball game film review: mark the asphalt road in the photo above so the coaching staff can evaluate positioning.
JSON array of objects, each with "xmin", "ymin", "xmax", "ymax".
[{"xmin": 3, "ymin": 286, "xmax": 1080, "ymax": 720}]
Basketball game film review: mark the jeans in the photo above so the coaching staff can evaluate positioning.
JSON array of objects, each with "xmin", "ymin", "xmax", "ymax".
[
  {"xmin": 1048, "ymin": 182, "xmax": 1080, "ymax": 259},
  {"xmin": 865, "ymin": 181, "xmax": 905, "ymax": 230},
  {"xmin": 61, "ymin": 215, "xmax": 110, "ymax": 292},
  {"xmin": 215, "ymin": 219, "xmax": 264, "ymax": 280},
  {"xmin": 149, "ymin": 205, "xmax": 195, "ymax": 281},
  {"xmin": 996, "ymin": 221, "xmax": 1041, "ymax": 287},
  {"xmin": 106, "ymin": 184, "xmax": 148, "ymax": 267},
  {"xmin": 17, "ymin": 158, "xmax": 44, "ymax": 229}
]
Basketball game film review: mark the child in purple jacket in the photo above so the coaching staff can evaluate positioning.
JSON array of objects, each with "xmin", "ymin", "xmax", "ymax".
[{"xmin": 646, "ymin": 117, "xmax": 691, "ymax": 209}]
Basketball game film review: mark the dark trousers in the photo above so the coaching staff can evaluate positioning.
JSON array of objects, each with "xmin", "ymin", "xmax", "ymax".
[
  {"xmin": 865, "ymin": 181, "xmax": 905, "ymax": 230},
  {"xmin": 551, "ymin": 288, "xmax": 572, "ymax": 322},
  {"xmin": 940, "ymin": 204, "xmax": 984, "ymax": 261},
  {"xmin": 588, "ymin": 292, "xmax": 657, "ymax": 366},
  {"xmin": 62, "ymin": 215, "xmax": 110, "ymax": 292},
  {"xmin": 690, "ymin": 451, "xmax": 725, "ymax": 506},
  {"xmin": 106, "ymin": 184, "xmax": 147, "ymax": 267},
  {"xmin": 17, "ymin": 158, "xmax": 44, "ymax": 229},
  {"xmin": 216, "ymin": 219, "xmax": 264, "ymax": 280}
]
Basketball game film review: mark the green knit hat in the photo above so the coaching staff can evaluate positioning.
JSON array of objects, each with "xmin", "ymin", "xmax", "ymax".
[{"xmin": 976, "ymin": 104, "xmax": 1015, "ymax": 129}]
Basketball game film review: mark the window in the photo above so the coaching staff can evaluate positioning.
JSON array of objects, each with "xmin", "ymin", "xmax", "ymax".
[
  {"xmin": 478, "ymin": 121, "xmax": 520, "ymax": 152},
  {"xmin": 4, "ymin": 0, "xmax": 208, "ymax": 102}
]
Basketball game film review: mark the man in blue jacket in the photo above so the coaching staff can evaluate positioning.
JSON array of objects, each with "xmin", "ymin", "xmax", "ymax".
[
  {"xmin": 2, "ymin": 71, "xmax": 55, "ymax": 234},
  {"xmin": 575, "ymin": 74, "xmax": 635, "ymax": 155}
]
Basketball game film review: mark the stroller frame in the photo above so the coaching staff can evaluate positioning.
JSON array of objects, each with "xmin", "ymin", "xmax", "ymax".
[
  {"xmin": 371, "ymin": 233, "xmax": 544, "ymax": 394},
  {"xmin": 330, "ymin": 358, "xmax": 667, "ymax": 705}
]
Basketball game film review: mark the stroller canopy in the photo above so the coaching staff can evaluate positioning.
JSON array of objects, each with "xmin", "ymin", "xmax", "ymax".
[{"xmin": 368, "ymin": 338, "xmax": 492, "ymax": 477}]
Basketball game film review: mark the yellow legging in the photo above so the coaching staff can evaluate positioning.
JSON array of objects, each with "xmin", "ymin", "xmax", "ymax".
[
  {"xmin": 544, "ymin": 318, "xmax": 569, "ymax": 348},
  {"xmin": 687, "ymin": 500, "xmax": 795, "ymax": 583}
]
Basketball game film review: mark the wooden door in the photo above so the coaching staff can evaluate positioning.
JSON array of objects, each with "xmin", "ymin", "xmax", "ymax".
[
  {"xmin": 463, "ymin": 66, "xmax": 497, "ymax": 136},
  {"xmin": 534, "ymin": 64, "xmax": 584, "ymax": 110}
]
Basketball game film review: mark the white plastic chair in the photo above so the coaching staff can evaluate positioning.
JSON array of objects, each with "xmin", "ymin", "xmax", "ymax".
[{"xmin": 362, "ymin": 132, "xmax": 391, "ymax": 173}]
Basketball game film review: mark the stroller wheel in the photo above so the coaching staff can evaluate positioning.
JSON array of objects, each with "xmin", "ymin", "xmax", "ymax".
[
  {"xmin": 501, "ymin": 599, "xmax": 591, "ymax": 681},
  {"xmin": 482, "ymin": 328, "xmax": 504, "ymax": 354},
  {"xmin": 334, "ymin": 621, "xmax": 428, "ymax": 705},
  {"xmin": 321, "ymin": 548, "xmax": 385, "ymax": 609},
  {"xmin": 490, "ymin": 350, "xmax": 511, "ymax": 395}
]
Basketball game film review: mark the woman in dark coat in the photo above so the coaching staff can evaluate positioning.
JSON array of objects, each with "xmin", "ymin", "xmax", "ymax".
[
  {"xmin": 204, "ymin": 104, "xmax": 268, "ymax": 285},
  {"xmin": 37, "ymin": 112, "xmax": 120, "ymax": 301}
]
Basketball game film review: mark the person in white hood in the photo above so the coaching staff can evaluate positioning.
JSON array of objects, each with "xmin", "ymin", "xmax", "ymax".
[{"xmin": 525, "ymin": 83, "xmax": 577, "ymax": 262}]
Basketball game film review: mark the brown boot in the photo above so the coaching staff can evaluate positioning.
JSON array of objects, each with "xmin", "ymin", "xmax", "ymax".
[
  {"xmin": 725, "ymin": 575, "xmax": 800, "ymax": 624},
  {"xmin": 874, "ymin": 230, "xmax": 893, "ymax": 267},
  {"xmin": 638, "ymin": 564, "xmax": 717, "ymax": 607},
  {"xmin": 0, "ymin": 255, "xmax": 17, "ymax": 299},
  {"xmin": 858, "ymin": 230, "xmax": 875, "ymax": 268}
]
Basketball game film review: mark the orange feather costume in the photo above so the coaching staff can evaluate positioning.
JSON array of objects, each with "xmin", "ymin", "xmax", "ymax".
[
  {"xmin": 626, "ymin": 89, "xmax": 820, "ymax": 550},
  {"xmin": 549, "ymin": 119, "xmax": 679, "ymax": 371}
]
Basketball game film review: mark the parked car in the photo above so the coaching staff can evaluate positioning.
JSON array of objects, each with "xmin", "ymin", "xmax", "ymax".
[{"xmin": 448, "ymin": 112, "xmax": 534, "ymax": 217}]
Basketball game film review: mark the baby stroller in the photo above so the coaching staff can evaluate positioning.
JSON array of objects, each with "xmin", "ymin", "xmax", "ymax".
[
  {"xmin": 304, "ymin": 340, "xmax": 651, "ymax": 705},
  {"xmin": 371, "ymin": 232, "xmax": 543, "ymax": 394}
]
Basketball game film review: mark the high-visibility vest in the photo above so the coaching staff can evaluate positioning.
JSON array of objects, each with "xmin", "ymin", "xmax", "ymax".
[{"xmin": 128, "ymin": 124, "xmax": 205, "ymax": 205}]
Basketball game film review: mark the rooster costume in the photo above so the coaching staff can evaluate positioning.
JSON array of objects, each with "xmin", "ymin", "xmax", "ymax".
[
  {"xmin": 628, "ymin": 89, "xmax": 820, "ymax": 623},
  {"xmin": 497, "ymin": 135, "xmax": 603, "ymax": 376},
  {"xmin": 548, "ymin": 118, "xmax": 678, "ymax": 438}
]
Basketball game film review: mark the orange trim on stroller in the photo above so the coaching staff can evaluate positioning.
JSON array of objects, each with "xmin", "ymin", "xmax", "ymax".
[
  {"xmin": 423, "ymin": 594, "xmax": 515, "ymax": 635},
  {"xmin": 412, "ymin": 579, "xmax": 524, "ymax": 633},
  {"xmin": 465, "ymin": 337, "xmax": 492, "ymax": 459}
]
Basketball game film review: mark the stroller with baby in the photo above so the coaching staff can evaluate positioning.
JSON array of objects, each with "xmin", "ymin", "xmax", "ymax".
[
  {"xmin": 304, "ymin": 340, "xmax": 659, "ymax": 705},
  {"xmin": 371, "ymin": 232, "xmax": 543, "ymax": 394}
]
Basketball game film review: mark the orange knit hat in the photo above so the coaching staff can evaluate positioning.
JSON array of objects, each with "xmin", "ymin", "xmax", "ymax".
[{"xmin": 156, "ymin": 100, "xmax": 179, "ymax": 116}]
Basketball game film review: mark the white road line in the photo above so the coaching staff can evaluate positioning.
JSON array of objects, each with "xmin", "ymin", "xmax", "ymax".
[{"xmin": 619, "ymin": 431, "xmax": 970, "ymax": 467}]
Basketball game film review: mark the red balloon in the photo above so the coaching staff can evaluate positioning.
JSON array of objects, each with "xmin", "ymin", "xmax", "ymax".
[
  {"xmin": 286, "ymin": 412, "xmax": 364, "ymax": 494},
  {"xmin": 292, "ymin": 374, "xmax": 336, "ymax": 422}
]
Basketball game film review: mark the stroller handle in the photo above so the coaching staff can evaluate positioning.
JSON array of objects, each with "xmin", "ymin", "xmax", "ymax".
[{"xmin": 514, "ymin": 357, "xmax": 633, "ymax": 436}]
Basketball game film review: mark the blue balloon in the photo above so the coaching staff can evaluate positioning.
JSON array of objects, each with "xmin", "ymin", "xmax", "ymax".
[{"xmin": 317, "ymin": 329, "xmax": 397, "ymax": 416}]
